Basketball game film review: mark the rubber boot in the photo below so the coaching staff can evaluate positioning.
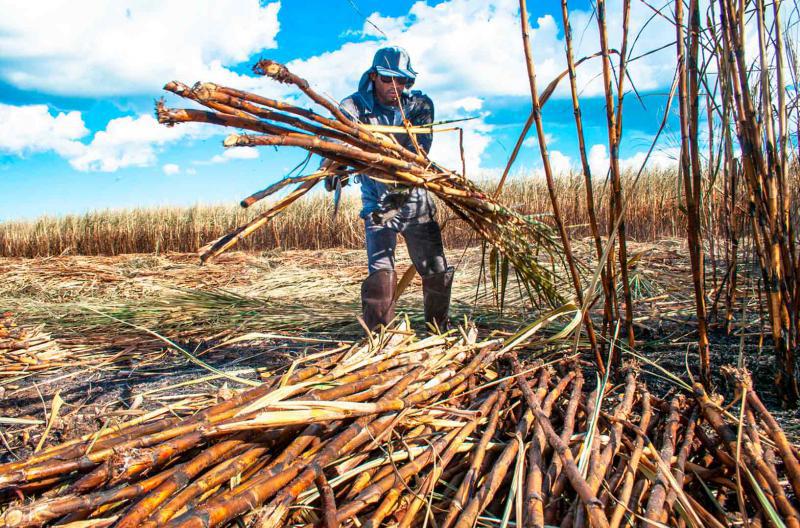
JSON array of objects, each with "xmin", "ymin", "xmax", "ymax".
[
  {"xmin": 361, "ymin": 270, "xmax": 397, "ymax": 331},
  {"xmin": 422, "ymin": 266, "xmax": 454, "ymax": 331}
]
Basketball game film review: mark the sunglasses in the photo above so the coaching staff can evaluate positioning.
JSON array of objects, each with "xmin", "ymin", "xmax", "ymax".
[{"xmin": 378, "ymin": 75, "xmax": 409, "ymax": 86}]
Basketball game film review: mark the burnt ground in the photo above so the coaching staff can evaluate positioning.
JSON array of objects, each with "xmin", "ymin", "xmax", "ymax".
[{"xmin": 0, "ymin": 240, "xmax": 798, "ymax": 462}]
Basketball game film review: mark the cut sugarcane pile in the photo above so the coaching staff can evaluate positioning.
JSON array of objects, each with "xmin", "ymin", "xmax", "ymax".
[
  {"xmin": 0, "ymin": 312, "xmax": 71, "ymax": 374},
  {"xmin": 156, "ymin": 60, "xmax": 565, "ymax": 307},
  {"xmin": 1, "ymin": 321, "xmax": 798, "ymax": 528}
]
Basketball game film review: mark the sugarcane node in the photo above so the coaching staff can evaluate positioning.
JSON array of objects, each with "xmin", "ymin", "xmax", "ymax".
[
  {"xmin": 162, "ymin": 80, "xmax": 189, "ymax": 95},
  {"xmin": 253, "ymin": 59, "xmax": 291, "ymax": 83},
  {"xmin": 223, "ymin": 134, "xmax": 243, "ymax": 148}
]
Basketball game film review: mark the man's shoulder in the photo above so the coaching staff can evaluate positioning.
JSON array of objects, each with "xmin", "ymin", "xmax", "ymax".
[
  {"xmin": 340, "ymin": 92, "xmax": 369, "ymax": 117},
  {"xmin": 407, "ymin": 90, "xmax": 433, "ymax": 105},
  {"xmin": 405, "ymin": 90, "xmax": 434, "ymax": 116}
]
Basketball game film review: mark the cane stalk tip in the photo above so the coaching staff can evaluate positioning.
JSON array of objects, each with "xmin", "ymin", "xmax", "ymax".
[
  {"xmin": 253, "ymin": 59, "xmax": 289, "ymax": 82},
  {"xmin": 1, "ymin": 510, "xmax": 21, "ymax": 527},
  {"xmin": 223, "ymin": 134, "xmax": 242, "ymax": 147}
]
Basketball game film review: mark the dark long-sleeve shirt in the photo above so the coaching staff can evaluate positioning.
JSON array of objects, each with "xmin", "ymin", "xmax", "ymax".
[{"xmin": 339, "ymin": 85, "xmax": 435, "ymax": 220}]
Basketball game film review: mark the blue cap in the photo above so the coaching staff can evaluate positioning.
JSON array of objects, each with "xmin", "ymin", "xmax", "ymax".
[
  {"xmin": 354, "ymin": 46, "xmax": 418, "ymax": 112},
  {"xmin": 370, "ymin": 46, "xmax": 417, "ymax": 80}
]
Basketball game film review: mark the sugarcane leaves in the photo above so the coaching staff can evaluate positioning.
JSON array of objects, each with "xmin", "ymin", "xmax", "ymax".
[
  {"xmin": 497, "ymin": 303, "xmax": 581, "ymax": 356},
  {"xmin": 744, "ymin": 465, "xmax": 788, "ymax": 528},
  {"xmin": 487, "ymin": 246, "xmax": 510, "ymax": 313}
]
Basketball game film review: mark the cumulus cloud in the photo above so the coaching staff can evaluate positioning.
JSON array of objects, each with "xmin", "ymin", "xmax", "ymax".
[
  {"xmin": 69, "ymin": 115, "xmax": 214, "ymax": 172},
  {"xmin": 0, "ymin": 0, "xmax": 689, "ymax": 175},
  {"xmin": 588, "ymin": 143, "xmax": 679, "ymax": 176},
  {"xmin": 0, "ymin": 0, "xmax": 281, "ymax": 96},
  {"xmin": 523, "ymin": 133, "xmax": 556, "ymax": 148},
  {"xmin": 547, "ymin": 150, "xmax": 573, "ymax": 176},
  {"xmin": 203, "ymin": 147, "xmax": 260, "ymax": 164},
  {"xmin": 0, "ymin": 103, "xmax": 217, "ymax": 172},
  {"xmin": 162, "ymin": 163, "xmax": 180, "ymax": 175},
  {"xmin": 0, "ymin": 103, "xmax": 88, "ymax": 158}
]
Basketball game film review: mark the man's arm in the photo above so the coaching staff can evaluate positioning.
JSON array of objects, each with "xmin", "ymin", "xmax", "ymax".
[
  {"xmin": 407, "ymin": 92, "xmax": 434, "ymax": 154},
  {"xmin": 322, "ymin": 97, "xmax": 361, "ymax": 192}
]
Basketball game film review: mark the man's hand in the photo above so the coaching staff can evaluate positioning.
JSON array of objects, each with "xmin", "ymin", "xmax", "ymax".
[{"xmin": 321, "ymin": 160, "xmax": 351, "ymax": 192}]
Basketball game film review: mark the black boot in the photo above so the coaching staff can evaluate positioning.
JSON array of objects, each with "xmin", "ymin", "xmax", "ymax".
[
  {"xmin": 361, "ymin": 270, "xmax": 397, "ymax": 331},
  {"xmin": 422, "ymin": 266, "xmax": 454, "ymax": 331}
]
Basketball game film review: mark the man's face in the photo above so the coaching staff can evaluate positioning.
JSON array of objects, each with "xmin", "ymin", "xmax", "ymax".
[{"xmin": 370, "ymin": 72, "xmax": 408, "ymax": 107}]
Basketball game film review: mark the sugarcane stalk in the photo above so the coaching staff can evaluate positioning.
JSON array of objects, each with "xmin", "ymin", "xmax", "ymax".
[
  {"xmin": 511, "ymin": 356, "xmax": 610, "ymax": 528},
  {"xmin": 315, "ymin": 472, "xmax": 338, "ymax": 528},
  {"xmin": 743, "ymin": 379, "xmax": 800, "ymax": 500},
  {"xmin": 608, "ymin": 389, "xmax": 653, "ymax": 528},
  {"xmin": 677, "ymin": 0, "xmax": 711, "ymax": 386},
  {"xmin": 178, "ymin": 366, "xmax": 426, "ymax": 528},
  {"xmin": 559, "ymin": 0, "xmax": 613, "ymax": 352},
  {"xmin": 252, "ymin": 60, "xmax": 360, "ymax": 131},
  {"xmin": 439, "ymin": 385, "xmax": 509, "ymax": 528},
  {"xmin": 140, "ymin": 446, "xmax": 272, "ymax": 528},
  {"xmin": 517, "ymin": 0, "xmax": 603, "ymax": 373},
  {"xmin": 576, "ymin": 372, "xmax": 637, "ymax": 527},
  {"xmin": 644, "ymin": 396, "xmax": 682, "ymax": 522},
  {"xmin": 0, "ymin": 463, "xmax": 188, "ymax": 528},
  {"xmin": 664, "ymin": 408, "xmax": 698, "ymax": 519},
  {"xmin": 113, "ymin": 437, "xmax": 254, "ymax": 528},
  {"xmin": 397, "ymin": 385, "xmax": 507, "ymax": 528},
  {"xmin": 597, "ymin": 0, "xmax": 636, "ymax": 350},
  {"xmin": 451, "ymin": 371, "xmax": 549, "ymax": 528},
  {"xmin": 694, "ymin": 382, "xmax": 800, "ymax": 526},
  {"xmin": 543, "ymin": 371, "xmax": 584, "ymax": 522}
]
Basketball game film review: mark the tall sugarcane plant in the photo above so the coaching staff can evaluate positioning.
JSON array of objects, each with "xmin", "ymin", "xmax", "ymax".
[{"xmin": 680, "ymin": 0, "xmax": 800, "ymax": 406}]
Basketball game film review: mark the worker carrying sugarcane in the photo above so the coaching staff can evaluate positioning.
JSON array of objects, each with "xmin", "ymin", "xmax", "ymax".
[{"xmin": 321, "ymin": 46, "xmax": 454, "ymax": 333}]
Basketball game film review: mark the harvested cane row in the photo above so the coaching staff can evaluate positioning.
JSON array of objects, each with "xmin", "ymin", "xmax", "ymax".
[
  {"xmin": 0, "ymin": 313, "xmax": 90, "ymax": 376},
  {"xmin": 1, "ymin": 321, "xmax": 798, "ymax": 528},
  {"xmin": 155, "ymin": 60, "xmax": 565, "ymax": 308}
]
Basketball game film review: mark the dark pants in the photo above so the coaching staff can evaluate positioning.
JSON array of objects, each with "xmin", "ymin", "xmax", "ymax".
[{"xmin": 365, "ymin": 216, "xmax": 447, "ymax": 276}]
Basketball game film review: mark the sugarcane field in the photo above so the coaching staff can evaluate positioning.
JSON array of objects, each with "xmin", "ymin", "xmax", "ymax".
[{"xmin": 1, "ymin": 0, "xmax": 800, "ymax": 527}]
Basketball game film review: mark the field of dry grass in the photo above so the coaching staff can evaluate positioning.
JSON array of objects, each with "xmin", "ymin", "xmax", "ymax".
[
  {"xmin": 0, "ymin": 170, "xmax": 701, "ymax": 257},
  {"xmin": 2, "ymin": 241, "xmax": 797, "ymax": 464}
]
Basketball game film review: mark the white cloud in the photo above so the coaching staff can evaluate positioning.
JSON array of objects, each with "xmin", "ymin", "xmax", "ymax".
[
  {"xmin": 0, "ymin": 0, "xmax": 692, "ymax": 176},
  {"xmin": 523, "ymin": 132, "xmax": 556, "ymax": 148},
  {"xmin": 204, "ymin": 146, "xmax": 260, "ymax": 164},
  {"xmin": 69, "ymin": 114, "xmax": 214, "ymax": 172},
  {"xmin": 442, "ymin": 97, "xmax": 484, "ymax": 113},
  {"xmin": 589, "ymin": 144, "xmax": 611, "ymax": 177},
  {"xmin": 587, "ymin": 143, "xmax": 679, "ymax": 176},
  {"xmin": 0, "ymin": 103, "xmax": 218, "ymax": 172},
  {"xmin": 548, "ymin": 150, "xmax": 572, "ymax": 175},
  {"xmin": 429, "ymin": 115, "xmax": 494, "ymax": 174},
  {"xmin": 221, "ymin": 147, "xmax": 259, "ymax": 160},
  {"xmin": 186, "ymin": 167, "xmax": 198, "ymax": 175},
  {"xmin": 162, "ymin": 163, "xmax": 180, "ymax": 175},
  {"xmin": 0, "ymin": 103, "xmax": 88, "ymax": 158},
  {"xmin": 0, "ymin": 0, "xmax": 281, "ymax": 96}
]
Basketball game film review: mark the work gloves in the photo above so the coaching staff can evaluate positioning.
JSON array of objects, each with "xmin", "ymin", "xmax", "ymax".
[{"xmin": 321, "ymin": 160, "xmax": 351, "ymax": 192}]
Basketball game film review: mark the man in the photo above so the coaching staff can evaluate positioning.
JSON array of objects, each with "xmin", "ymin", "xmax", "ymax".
[{"xmin": 323, "ymin": 46, "xmax": 454, "ymax": 332}]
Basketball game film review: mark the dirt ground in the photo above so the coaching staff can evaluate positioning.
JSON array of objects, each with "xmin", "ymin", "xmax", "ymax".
[{"xmin": 1, "ymin": 240, "xmax": 797, "ymax": 461}]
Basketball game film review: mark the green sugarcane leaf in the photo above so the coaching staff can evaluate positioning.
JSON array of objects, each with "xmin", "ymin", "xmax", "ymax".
[{"xmin": 500, "ymin": 254, "xmax": 510, "ymax": 313}]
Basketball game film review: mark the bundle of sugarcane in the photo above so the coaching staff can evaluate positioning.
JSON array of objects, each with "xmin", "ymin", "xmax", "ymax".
[
  {"xmin": 155, "ymin": 60, "xmax": 565, "ymax": 307},
  {"xmin": 1, "ymin": 319, "xmax": 798, "ymax": 528},
  {"xmin": 0, "ymin": 312, "xmax": 74, "ymax": 374}
]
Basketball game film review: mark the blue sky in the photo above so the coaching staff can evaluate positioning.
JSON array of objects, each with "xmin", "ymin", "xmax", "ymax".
[{"xmin": 0, "ymin": 0, "xmax": 685, "ymax": 221}]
